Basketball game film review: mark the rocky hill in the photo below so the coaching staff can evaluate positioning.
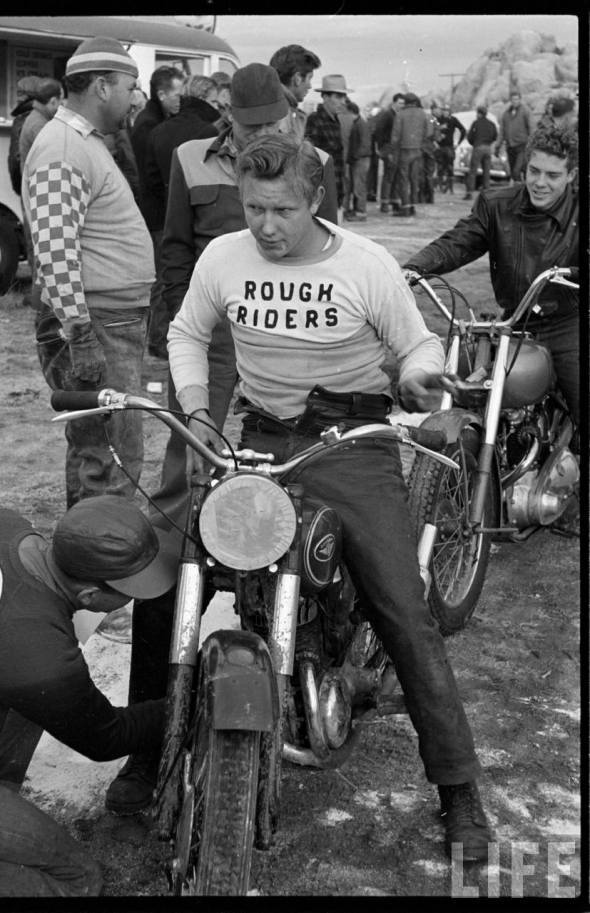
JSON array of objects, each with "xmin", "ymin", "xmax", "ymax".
[{"xmin": 446, "ymin": 30, "xmax": 577, "ymax": 123}]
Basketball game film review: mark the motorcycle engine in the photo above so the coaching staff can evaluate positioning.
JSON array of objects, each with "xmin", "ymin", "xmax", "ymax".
[{"xmin": 506, "ymin": 445, "xmax": 579, "ymax": 527}]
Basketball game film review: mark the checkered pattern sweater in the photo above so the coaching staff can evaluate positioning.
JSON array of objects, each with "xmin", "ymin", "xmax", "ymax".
[{"xmin": 22, "ymin": 106, "xmax": 154, "ymax": 331}]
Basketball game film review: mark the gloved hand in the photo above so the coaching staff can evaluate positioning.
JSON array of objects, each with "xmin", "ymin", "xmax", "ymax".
[{"xmin": 68, "ymin": 322, "xmax": 105, "ymax": 385}]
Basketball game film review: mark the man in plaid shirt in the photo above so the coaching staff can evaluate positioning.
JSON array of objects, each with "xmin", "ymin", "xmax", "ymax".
[
  {"xmin": 22, "ymin": 37, "xmax": 154, "ymax": 507},
  {"xmin": 305, "ymin": 74, "xmax": 351, "ymax": 208}
]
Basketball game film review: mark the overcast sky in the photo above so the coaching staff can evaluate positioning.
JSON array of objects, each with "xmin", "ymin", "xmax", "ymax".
[{"xmin": 216, "ymin": 14, "xmax": 578, "ymax": 104}]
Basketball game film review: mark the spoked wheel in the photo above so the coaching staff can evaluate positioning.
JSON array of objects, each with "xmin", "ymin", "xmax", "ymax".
[
  {"xmin": 172, "ymin": 663, "xmax": 260, "ymax": 896},
  {"xmin": 408, "ymin": 427, "xmax": 498, "ymax": 635}
]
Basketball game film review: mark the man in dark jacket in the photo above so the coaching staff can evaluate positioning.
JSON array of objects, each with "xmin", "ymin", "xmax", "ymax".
[
  {"xmin": 344, "ymin": 101, "xmax": 372, "ymax": 221},
  {"xmin": 404, "ymin": 122, "xmax": 579, "ymax": 430},
  {"xmin": 432, "ymin": 102, "xmax": 466, "ymax": 193},
  {"xmin": 374, "ymin": 92, "xmax": 406, "ymax": 212},
  {"xmin": 305, "ymin": 73, "xmax": 351, "ymax": 207},
  {"xmin": 496, "ymin": 91, "xmax": 531, "ymax": 182},
  {"xmin": 130, "ymin": 65, "xmax": 186, "ymax": 357},
  {"xmin": 391, "ymin": 92, "xmax": 433, "ymax": 217},
  {"xmin": 464, "ymin": 106, "xmax": 498, "ymax": 199},
  {"xmin": 105, "ymin": 63, "xmax": 339, "ymax": 816},
  {"xmin": 141, "ymin": 75, "xmax": 220, "ymax": 354},
  {"xmin": 0, "ymin": 496, "xmax": 178, "ymax": 896}
]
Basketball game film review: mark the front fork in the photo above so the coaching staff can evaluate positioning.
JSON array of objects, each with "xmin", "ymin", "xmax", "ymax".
[
  {"xmin": 154, "ymin": 484, "xmax": 208, "ymax": 839},
  {"xmin": 256, "ymin": 483, "xmax": 303, "ymax": 849}
]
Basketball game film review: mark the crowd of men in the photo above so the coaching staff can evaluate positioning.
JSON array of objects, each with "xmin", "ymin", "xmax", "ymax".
[{"xmin": 1, "ymin": 32, "xmax": 579, "ymax": 898}]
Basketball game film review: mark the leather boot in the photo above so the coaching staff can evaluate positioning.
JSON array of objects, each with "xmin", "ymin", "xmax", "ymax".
[
  {"xmin": 438, "ymin": 781, "xmax": 493, "ymax": 861},
  {"xmin": 105, "ymin": 752, "xmax": 160, "ymax": 815}
]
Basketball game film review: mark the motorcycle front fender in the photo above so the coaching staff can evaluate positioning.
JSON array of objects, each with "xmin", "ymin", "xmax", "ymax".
[
  {"xmin": 417, "ymin": 407, "xmax": 483, "ymax": 442},
  {"xmin": 201, "ymin": 629, "xmax": 279, "ymax": 732}
]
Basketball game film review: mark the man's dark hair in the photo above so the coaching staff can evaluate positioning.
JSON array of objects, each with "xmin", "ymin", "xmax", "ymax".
[
  {"xmin": 237, "ymin": 134, "xmax": 323, "ymax": 206},
  {"xmin": 149, "ymin": 65, "xmax": 185, "ymax": 102},
  {"xmin": 269, "ymin": 44, "xmax": 321, "ymax": 86},
  {"xmin": 64, "ymin": 71, "xmax": 120, "ymax": 95},
  {"xmin": 393, "ymin": 92, "xmax": 405, "ymax": 103},
  {"xmin": 526, "ymin": 122, "xmax": 578, "ymax": 171},
  {"xmin": 34, "ymin": 78, "xmax": 63, "ymax": 104},
  {"xmin": 404, "ymin": 92, "xmax": 420, "ymax": 107}
]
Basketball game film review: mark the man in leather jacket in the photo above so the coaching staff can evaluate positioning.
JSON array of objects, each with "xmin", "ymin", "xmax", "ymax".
[{"xmin": 404, "ymin": 122, "xmax": 579, "ymax": 428}]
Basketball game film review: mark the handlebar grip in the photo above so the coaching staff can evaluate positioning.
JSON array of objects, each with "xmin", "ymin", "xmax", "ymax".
[
  {"xmin": 50, "ymin": 390, "xmax": 102, "ymax": 411},
  {"xmin": 406, "ymin": 426, "xmax": 446, "ymax": 452},
  {"xmin": 567, "ymin": 267, "xmax": 579, "ymax": 282}
]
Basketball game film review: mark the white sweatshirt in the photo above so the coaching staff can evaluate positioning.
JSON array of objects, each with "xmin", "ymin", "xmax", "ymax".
[{"xmin": 168, "ymin": 220, "xmax": 443, "ymax": 419}]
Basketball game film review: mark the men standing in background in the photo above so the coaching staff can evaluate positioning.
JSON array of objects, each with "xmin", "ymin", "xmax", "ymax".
[
  {"xmin": 496, "ymin": 91, "xmax": 531, "ymax": 182},
  {"xmin": 7, "ymin": 76, "xmax": 41, "ymax": 196},
  {"xmin": 374, "ymin": 92, "xmax": 405, "ymax": 213},
  {"xmin": 22, "ymin": 37, "xmax": 154, "ymax": 507},
  {"xmin": 465, "ymin": 105, "xmax": 497, "ymax": 200},
  {"xmin": 130, "ymin": 65, "xmax": 186, "ymax": 358},
  {"xmin": 305, "ymin": 74, "xmax": 351, "ymax": 208},
  {"xmin": 269, "ymin": 43, "xmax": 321, "ymax": 142}
]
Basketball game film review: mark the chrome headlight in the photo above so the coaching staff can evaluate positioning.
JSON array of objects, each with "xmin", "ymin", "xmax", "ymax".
[{"xmin": 199, "ymin": 473, "xmax": 297, "ymax": 570}]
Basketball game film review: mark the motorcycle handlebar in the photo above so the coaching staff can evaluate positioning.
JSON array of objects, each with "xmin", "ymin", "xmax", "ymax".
[
  {"xmin": 50, "ymin": 389, "xmax": 104, "ymax": 411},
  {"xmin": 51, "ymin": 390, "xmax": 450, "ymax": 475}
]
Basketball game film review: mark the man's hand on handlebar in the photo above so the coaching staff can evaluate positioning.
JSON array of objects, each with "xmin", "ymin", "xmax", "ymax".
[
  {"xmin": 403, "ymin": 269, "xmax": 422, "ymax": 286},
  {"xmin": 186, "ymin": 410, "xmax": 220, "ymax": 480},
  {"xmin": 398, "ymin": 372, "xmax": 445, "ymax": 413}
]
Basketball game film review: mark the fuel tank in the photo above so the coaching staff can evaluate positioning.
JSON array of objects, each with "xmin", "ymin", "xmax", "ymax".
[
  {"xmin": 502, "ymin": 339, "xmax": 555, "ymax": 409},
  {"xmin": 300, "ymin": 501, "xmax": 342, "ymax": 594}
]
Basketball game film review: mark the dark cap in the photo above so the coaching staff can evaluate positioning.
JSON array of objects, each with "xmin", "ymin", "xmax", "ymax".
[
  {"xmin": 230, "ymin": 62, "xmax": 289, "ymax": 125},
  {"xmin": 52, "ymin": 495, "xmax": 178, "ymax": 599},
  {"xmin": 476, "ymin": 104, "xmax": 488, "ymax": 115},
  {"xmin": 552, "ymin": 97, "xmax": 575, "ymax": 117}
]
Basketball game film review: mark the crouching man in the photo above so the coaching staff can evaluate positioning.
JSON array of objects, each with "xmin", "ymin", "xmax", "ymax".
[
  {"xmin": 0, "ymin": 496, "xmax": 178, "ymax": 896},
  {"xmin": 166, "ymin": 133, "xmax": 493, "ymax": 861}
]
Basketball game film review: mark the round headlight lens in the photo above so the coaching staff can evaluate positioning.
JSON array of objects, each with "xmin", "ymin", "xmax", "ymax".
[{"xmin": 199, "ymin": 473, "xmax": 297, "ymax": 570}]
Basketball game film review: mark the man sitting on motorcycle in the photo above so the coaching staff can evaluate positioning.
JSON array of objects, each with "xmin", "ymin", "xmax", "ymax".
[
  {"xmin": 0, "ymin": 496, "xmax": 178, "ymax": 896},
  {"xmin": 165, "ymin": 132, "xmax": 493, "ymax": 862},
  {"xmin": 403, "ymin": 121, "xmax": 579, "ymax": 533}
]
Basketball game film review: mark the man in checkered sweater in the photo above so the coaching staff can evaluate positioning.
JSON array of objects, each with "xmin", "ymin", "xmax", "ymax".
[{"xmin": 22, "ymin": 37, "xmax": 155, "ymax": 507}]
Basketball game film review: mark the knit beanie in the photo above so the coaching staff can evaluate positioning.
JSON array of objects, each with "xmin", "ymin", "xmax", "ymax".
[{"xmin": 65, "ymin": 36, "xmax": 138, "ymax": 79}]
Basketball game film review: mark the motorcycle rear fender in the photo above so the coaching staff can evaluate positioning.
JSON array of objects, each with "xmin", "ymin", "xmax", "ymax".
[{"xmin": 201, "ymin": 628, "xmax": 279, "ymax": 732}]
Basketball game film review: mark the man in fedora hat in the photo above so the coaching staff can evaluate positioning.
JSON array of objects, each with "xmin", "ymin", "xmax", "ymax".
[
  {"xmin": 305, "ymin": 74, "xmax": 352, "ymax": 207},
  {"xmin": 0, "ymin": 496, "xmax": 178, "ymax": 895},
  {"xmin": 22, "ymin": 36, "xmax": 155, "ymax": 508},
  {"xmin": 103, "ymin": 63, "xmax": 339, "ymax": 815}
]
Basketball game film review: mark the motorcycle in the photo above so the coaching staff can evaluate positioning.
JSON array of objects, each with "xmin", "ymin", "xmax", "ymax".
[
  {"xmin": 404, "ymin": 266, "xmax": 579, "ymax": 637},
  {"xmin": 51, "ymin": 388, "xmax": 458, "ymax": 896}
]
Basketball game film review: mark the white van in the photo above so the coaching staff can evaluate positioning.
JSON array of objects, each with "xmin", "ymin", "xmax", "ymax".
[{"xmin": 0, "ymin": 15, "xmax": 240, "ymax": 292}]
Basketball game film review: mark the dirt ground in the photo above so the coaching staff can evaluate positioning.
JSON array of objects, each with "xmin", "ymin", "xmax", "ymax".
[{"xmin": 0, "ymin": 195, "xmax": 582, "ymax": 901}]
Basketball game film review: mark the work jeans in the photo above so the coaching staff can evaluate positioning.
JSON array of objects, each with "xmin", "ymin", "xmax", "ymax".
[
  {"xmin": 0, "ymin": 782, "xmax": 102, "ymax": 896},
  {"xmin": 131, "ymin": 420, "xmax": 481, "ymax": 785},
  {"xmin": 467, "ymin": 144, "xmax": 492, "ymax": 192},
  {"xmin": 398, "ymin": 149, "xmax": 423, "ymax": 208},
  {"xmin": 380, "ymin": 154, "xmax": 400, "ymax": 205},
  {"xmin": 147, "ymin": 229, "xmax": 169, "ymax": 352},
  {"xmin": 36, "ymin": 303, "xmax": 148, "ymax": 507},
  {"xmin": 348, "ymin": 157, "xmax": 371, "ymax": 213},
  {"xmin": 531, "ymin": 311, "xmax": 580, "ymax": 428},
  {"xmin": 149, "ymin": 316, "xmax": 237, "ymax": 529},
  {"xmin": 507, "ymin": 144, "xmax": 527, "ymax": 182},
  {"xmin": 435, "ymin": 146, "xmax": 455, "ymax": 188}
]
